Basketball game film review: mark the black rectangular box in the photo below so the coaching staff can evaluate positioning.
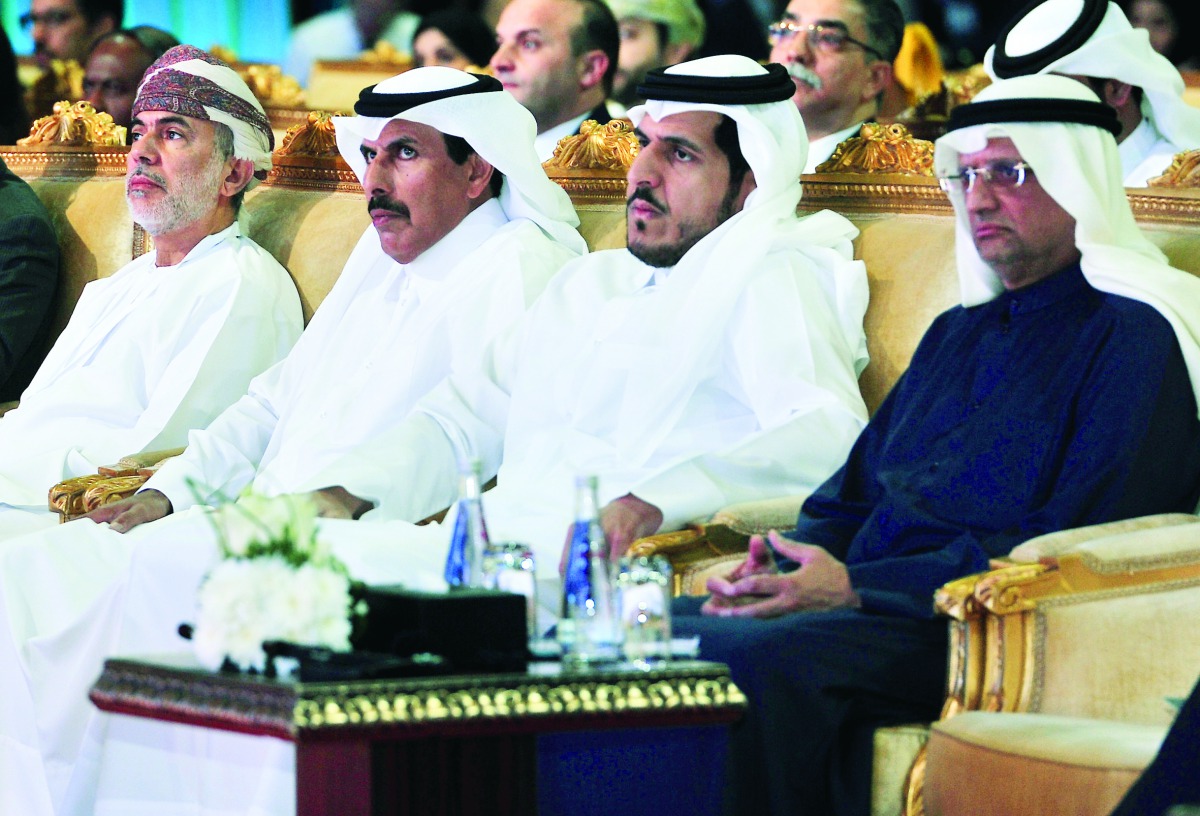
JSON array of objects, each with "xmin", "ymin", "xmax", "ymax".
[{"xmin": 357, "ymin": 585, "xmax": 529, "ymax": 674}]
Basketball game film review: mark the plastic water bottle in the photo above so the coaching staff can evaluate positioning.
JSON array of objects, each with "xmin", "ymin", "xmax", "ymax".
[
  {"xmin": 559, "ymin": 475, "xmax": 620, "ymax": 664},
  {"xmin": 444, "ymin": 458, "xmax": 489, "ymax": 587}
]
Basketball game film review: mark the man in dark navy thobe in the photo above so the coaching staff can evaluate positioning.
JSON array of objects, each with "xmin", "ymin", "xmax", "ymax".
[{"xmin": 675, "ymin": 73, "xmax": 1200, "ymax": 816}]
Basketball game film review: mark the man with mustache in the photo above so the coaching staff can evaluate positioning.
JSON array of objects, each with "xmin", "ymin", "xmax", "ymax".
[
  {"xmin": 51, "ymin": 56, "xmax": 869, "ymax": 812},
  {"xmin": 673, "ymin": 73, "xmax": 1200, "ymax": 816},
  {"xmin": 0, "ymin": 44, "xmax": 300, "ymax": 535},
  {"xmin": 769, "ymin": 0, "xmax": 904, "ymax": 171},
  {"xmin": 0, "ymin": 65, "xmax": 585, "ymax": 816}
]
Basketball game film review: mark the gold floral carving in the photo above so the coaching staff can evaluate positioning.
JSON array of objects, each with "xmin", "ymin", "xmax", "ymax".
[
  {"xmin": 815, "ymin": 122, "xmax": 934, "ymax": 175},
  {"xmin": 268, "ymin": 111, "xmax": 358, "ymax": 189},
  {"xmin": 1147, "ymin": 149, "xmax": 1200, "ymax": 188},
  {"xmin": 934, "ymin": 572, "xmax": 987, "ymax": 620},
  {"xmin": 277, "ymin": 111, "xmax": 342, "ymax": 158},
  {"xmin": 80, "ymin": 475, "xmax": 148, "ymax": 512},
  {"xmin": 240, "ymin": 64, "xmax": 306, "ymax": 108},
  {"xmin": 48, "ymin": 474, "xmax": 107, "ymax": 518},
  {"xmin": 360, "ymin": 41, "xmax": 414, "ymax": 69},
  {"xmin": 544, "ymin": 118, "xmax": 639, "ymax": 171},
  {"xmin": 19, "ymin": 100, "xmax": 127, "ymax": 147},
  {"xmin": 973, "ymin": 563, "xmax": 1052, "ymax": 615}
]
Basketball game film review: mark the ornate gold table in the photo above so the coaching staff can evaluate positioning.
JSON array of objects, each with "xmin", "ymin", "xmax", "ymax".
[{"xmin": 90, "ymin": 655, "xmax": 745, "ymax": 816}]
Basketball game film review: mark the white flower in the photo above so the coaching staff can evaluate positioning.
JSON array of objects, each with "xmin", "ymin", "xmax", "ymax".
[
  {"xmin": 213, "ymin": 504, "xmax": 260, "ymax": 558},
  {"xmin": 194, "ymin": 492, "xmax": 357, "ymax": 673}
]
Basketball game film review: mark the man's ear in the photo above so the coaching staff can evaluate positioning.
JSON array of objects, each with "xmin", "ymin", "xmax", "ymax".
[
  {"xmin": 577, "ymin": 49, "xmax": 610, "ymax": 92},
  {"xmin": 732, "ymin": 170, "xmax": 756, "ymax": 213},
  {"xmin": 464, "ymin": 153, "xmax": 496, "ymax": 200},
  {"xmin": 1102, "ymin": 79, "xmax": 1135, "ymax": 108},
  {"xmin": 220, "ymin": 157, "xmax": 256, "ymax": 201},
  {"xmin": 862, "ymin": 60, "xmax": 894, "ymax": 105}
]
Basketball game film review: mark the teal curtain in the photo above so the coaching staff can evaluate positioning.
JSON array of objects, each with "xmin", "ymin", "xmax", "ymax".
[{"xmin": 2, "ymin": 0, "xmax": 292, "ymax": 64}]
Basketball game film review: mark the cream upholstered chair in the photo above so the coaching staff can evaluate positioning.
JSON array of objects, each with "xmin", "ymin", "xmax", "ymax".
[{"xmin": 921, "ymin": 514, "xmax": 1200, "ymax": 816}]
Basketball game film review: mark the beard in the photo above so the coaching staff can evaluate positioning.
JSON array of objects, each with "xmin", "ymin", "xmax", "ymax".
[
  {"xmin": 126, "ymin": 151, "xmax": 228, "ymax": 237},
  {"xmin": 627, "ymin": 182, "xmax": 742, "ymax": 268}
]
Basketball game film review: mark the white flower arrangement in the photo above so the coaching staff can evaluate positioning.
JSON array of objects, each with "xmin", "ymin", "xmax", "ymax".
[{"xmin": 192, "ymin": 492, "xmax": 363, "ymax": 673}]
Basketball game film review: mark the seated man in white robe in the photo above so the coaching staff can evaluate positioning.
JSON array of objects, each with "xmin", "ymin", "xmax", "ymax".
[
  {"xmin": 0, "ymin": 45, "xmax": 302, "ymax": 534},
  {"xmin": 6, "ymin": 54, "xmax": 874, "ymax": 816},
  {"xmin": 0, "ymin": 67, "xmax": 585, "ymax": 816},
  {"xmin": 987, "ymin": 0, "xmax": 1200, "ymax": 186}
]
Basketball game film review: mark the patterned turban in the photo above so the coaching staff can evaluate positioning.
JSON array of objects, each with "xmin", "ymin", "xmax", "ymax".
[{"xmin": 132, "ymin": 45, "xmax": 274, "ymax": 184}]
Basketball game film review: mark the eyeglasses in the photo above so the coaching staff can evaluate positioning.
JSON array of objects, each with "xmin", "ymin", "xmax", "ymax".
[
  {"xmin": 767, "ymin": 20, "xmax": 884, "ymax": 61},
  {"xmin": 938, "ymin": 162, "xmax": 1035, "ymax": 194},
  {"xmin": 19, "ymin": 9, "xmax": 79, "ymax": 29}
]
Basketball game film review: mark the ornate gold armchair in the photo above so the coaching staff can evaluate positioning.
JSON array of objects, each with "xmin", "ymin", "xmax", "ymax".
[
  {"xmin": 922, "ymin": 514, "xmax": 1200, "ymax": 816},
  {"xmin": 630, "ymin": 512, "xmax": 1200, "ymax": 816}
]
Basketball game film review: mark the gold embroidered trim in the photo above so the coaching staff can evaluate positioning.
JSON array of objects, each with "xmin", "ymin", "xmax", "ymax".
[{"xmin": 90, "ymin": 658, "xmax": 746, "ymax": 740}]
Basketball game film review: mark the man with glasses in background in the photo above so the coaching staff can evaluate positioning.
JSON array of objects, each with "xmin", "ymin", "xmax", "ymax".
[
  {"xmin": 768, "ymin": 0, "xmax": 904, "ymax": 171},
  {"xmin": 22, "ymin": 0, "xmax": 121, "ymax": 68},
  {"xmin": 673, "ymin": 73, "xmax": 1200, "ymax": 815}
]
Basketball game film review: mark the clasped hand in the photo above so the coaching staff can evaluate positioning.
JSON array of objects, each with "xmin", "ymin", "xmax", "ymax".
[{"xmin": 702, "ymin": 530, "xmax": 860, "ymax": 618}]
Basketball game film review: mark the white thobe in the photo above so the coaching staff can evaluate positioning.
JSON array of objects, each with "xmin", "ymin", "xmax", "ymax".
[
  {"xmin": 0, "ymin": 222, "xmax": 302, "ymax": 517},
  {"xmin": 1120, "ymin": 116, "xmax": 1185, "ymax": 187},
  {"xmin": 0, "ymin": 201, "xmax": 577, "ymax": 816},
  {"xmin": 74, "ymin": 235, "xmax": 869, "ymax": 816},
  {"xmin": 310, "ymin": 244, "xmax": 869, "ymax": 569}
]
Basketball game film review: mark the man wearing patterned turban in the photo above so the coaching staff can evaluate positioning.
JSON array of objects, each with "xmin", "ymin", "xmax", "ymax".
[
  {"xmin": 0, "ymin": 44, "xmax": 300, "ymax": 530},
  {"xmin": 0, "ymin": 55, "xmax": 871, "ymax": 814},
  {"xmin": 0, "ymin": 45, "xmax": 305, "ymax": 813},
  {"xmin": 0, "ymin": 66, "xmax": 587, "ymax": 816}
]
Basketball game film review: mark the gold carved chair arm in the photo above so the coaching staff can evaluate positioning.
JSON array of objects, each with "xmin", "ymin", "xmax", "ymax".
[
  {"xmin": 629, "ymin": 523, "xmax": 749, "ymax": 596},
  {"xmin": 903, "ymin": 513, "xmax": 1200, "ymax": 815},
  {"xmin": 624, "ymin": 492, "xmax": 809, "ymax": 595},
  {"xmin": 47, "ymin": 447, "xmax": 186, "ymax": 521},
  {"xmin": 968, "ymin": 514, "xmax": 1200, "ymax": 719}
]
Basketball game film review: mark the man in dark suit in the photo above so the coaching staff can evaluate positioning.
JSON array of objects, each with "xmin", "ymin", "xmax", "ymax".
[
  {"xmin": 490, "ymin": 0, "xmax": 620, "ymax": 159},
  {"xmin": 0, "ymin": 157, "xmax": 58, "ymax": 407}
]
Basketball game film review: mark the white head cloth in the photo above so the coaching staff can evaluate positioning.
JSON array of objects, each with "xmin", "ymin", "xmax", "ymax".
[
  {"xmin": 605, "ymin": 0, "xmax": 706, "ymax": 47},
  {"xmin": 133, "ymin": 45, "xmax": 274, "ymax": 187},
  {"xmin": 613, "ymin": 54, "xmax": 869, "ymax": 462},
  {"xmin": 935, "ymin": 73, "xmax": 1200, "ymax": 413},
  {"xmin": 332, "ymin": 67, "xmax": 586, "ymax": 255},
  {"xmin": 984, "ymin": 0, "xmax": 1200, "ymax": 155}
]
